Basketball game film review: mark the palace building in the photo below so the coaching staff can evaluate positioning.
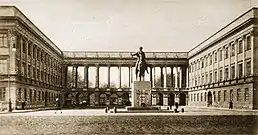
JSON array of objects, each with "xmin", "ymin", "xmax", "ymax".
[{"xmin": 0, "ymin": 6, "xmax": 257, "ymax": 111}]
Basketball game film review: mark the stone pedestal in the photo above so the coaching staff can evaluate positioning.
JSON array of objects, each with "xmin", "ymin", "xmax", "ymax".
[{"xmin": 132, "ymin": 81, "xmax": 152, "ymax": 107}]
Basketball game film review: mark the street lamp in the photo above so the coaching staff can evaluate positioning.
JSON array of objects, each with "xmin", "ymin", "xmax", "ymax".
[{"xmin": 8, "ymin": 39, "xmax": 16, "ymax": 112}]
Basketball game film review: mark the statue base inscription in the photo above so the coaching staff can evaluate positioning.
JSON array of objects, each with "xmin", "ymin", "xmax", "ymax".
[{"xmin": 132, "ymin": 81, "xmax": 152, "ymax": 107}]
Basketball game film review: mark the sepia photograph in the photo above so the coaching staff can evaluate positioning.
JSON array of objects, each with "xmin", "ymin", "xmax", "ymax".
[{"xmin": 0, "ymin": 0, "xmax": 257, "ymax": 134}]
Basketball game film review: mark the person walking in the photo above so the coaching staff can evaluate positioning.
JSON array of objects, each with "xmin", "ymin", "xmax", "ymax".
[{"xmin": 55, "ymin": 98, "xmax": 62, "ymax": 114}]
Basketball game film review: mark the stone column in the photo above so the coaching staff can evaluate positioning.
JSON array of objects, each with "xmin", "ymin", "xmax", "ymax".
[
  {"xmin": 250, "ymin": 31, "xmax": 254, "ymax": 75},
  {"xmin": 179, "ymin": 67, "xmax": 182, "ymax": 88},
  {"xmin": 228, "ymin": 44, "xmax": 231, "ymax": 80},
  {"xmin": 234, "ymin": 40, "xmax": 238, "ymax": 79},
  {"xmin": 242, "ymin": 36, "xmax": 245, "ymax": 77},
  {"xmin": 160, "ymin": 67, "xmax": 164, "ymax": 87},
  {"xmin": 128, "ymin": 66, "xmax": 131, "ymax": 87},
  {"xmin": 118, "ymin": 66, "xmax": 122, "ymax": 89},
  {"xmin": 152, "ymin": 67, "xmax": 156, "ymax": 88},
  {"xmin": 95, "ymin": 65, "xmax": 99, "ymax": 88},
  {"xmin": 149, "ymin": 66, "xmax": 153, "ymax": 87},
  {"xmin": 175, "ymin": 67, "xmax": 178, "ymax": 89},
  {"xmin": 84, "ymin": 65, "xmax": 89, "ymax": 88},
  {"xmin": 164, "ymin": 66, "xmax": 167, "ymax": 90},
  {"xmin": 107, "ymin": 65, "xmax": 111, "ymax": 88},
  {"xmin": 72, "ymin": 66, "xmax": 75, "ymax": 88},
  {"xmin": 75, "ymin": 66, "xmax": 78, "ymax": 88},
  {"xmin": 170, "ymin": 66, "xmax": 174, "ymax": 88}
]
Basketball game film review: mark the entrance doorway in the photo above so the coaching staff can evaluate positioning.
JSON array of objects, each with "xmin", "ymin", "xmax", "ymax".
[
  {"xmin": 207, "ymin": 91, "xmax": 212, "ymax": 106},
  {"xmin": 179, "ymin": 93, "xmax": 186, "ymax": 106},
  {"xmin": 157, "ymin": 93, "xmax": 163, "ymax": 106},
  {"xmin": 168, "ymin": 93, "xmax": 175, "ymax": 106}
]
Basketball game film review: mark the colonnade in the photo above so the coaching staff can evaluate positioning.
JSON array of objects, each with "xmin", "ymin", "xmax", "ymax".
[{"xmin": 66, "ymin": 65, "xmax": 188, "ymax": 90}]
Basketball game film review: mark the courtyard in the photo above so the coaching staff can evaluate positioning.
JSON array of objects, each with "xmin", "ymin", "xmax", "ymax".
[{"xmin": 0, "ymin": 107, "xmax": 257, "ymax": 134}]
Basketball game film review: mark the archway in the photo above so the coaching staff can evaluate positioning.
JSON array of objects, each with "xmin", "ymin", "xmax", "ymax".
[
  {"xmin": 179, "ymin": 93, "xmax": 186, "ymax": 106},
  {"xmin": 207, "ymin": 91, "xmax": 212, "ymax": 106},
  {"xmin": 157, "ymin": 93, "xmax": 163, "ymax": 106},
  {"xmin": 168, "ymin": 93, "xmax": 175, "ymax": 106},
  {"xmin": 122, "ymin": 93, "xmax": 130, "ymax": 106},
  {"xmin": 110, "ymin": 94, "xmax": 118, "ymax": 106},
  {"xmin": 99, "ymin": 93, "xmax": 107, "ymax": 106}
]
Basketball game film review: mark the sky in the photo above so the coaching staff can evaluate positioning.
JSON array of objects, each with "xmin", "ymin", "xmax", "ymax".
[{"xmin": 0, "ymin": 0, "xmax": 257, "ymax": 52}]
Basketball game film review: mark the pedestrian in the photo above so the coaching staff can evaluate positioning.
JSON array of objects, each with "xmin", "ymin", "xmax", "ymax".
[{"xmin": 55, "ymin": 98, "xmax": 62, "ymax": 114}]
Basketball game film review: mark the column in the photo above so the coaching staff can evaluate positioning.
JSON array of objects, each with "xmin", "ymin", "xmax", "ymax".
[
  {"xmin": 95, "ymin": 65, "xmax": 99, "ymax": 88},
  {"xmin": 84, "ymin": 65, "xmax": 89, "ymax": 88},
  {"xmin": 250, "ymin": 31, "xmax": 254, "ymax": 75},
  {"xmin": 234, "ymin": 40, "xmax": 238, "ymax": 79},
  {"xmin": 118, "ymin": 66, "xmax": 122, "ymax": 88},
  {"xmin": 170, "ymin": 66, "xmax": 174, "ymax": 88},
  {"xmin": 175, "ymin": 67, "xmax": 178, "ymax": 89},
  {"xmin": 75, "ymin": 66, "xmax": 78, "ymax": 88},
  {"xmin": 228, "ymin": 44, "xmax": 231, "ymax": 80},
  {"xmin": 149, "ymin": 66, "xmax": 153, "ymax": 87},
  {"xmin": 163, "ymin": 66, "xmax": 167, "ymax": 90},
  {"xmin": 64, "ymin": 65, "xmax": 68, "ymax": 88},
  {"xmin": 130, "ymin": 66, "xmax": 133, "ymax": 83},
  {"xmin": 107, "ymin": 65, "xmax": 111, "ymax": 88},
  {"xmin": 160, "ymin": 67, "xmax": 164, "ymax": 87},
  {"xmin": 128, "ymin": 66, "xmax": 131, "ymax": 87},
  {"xmin": 179, "ymin": 67, "xmax": 182, "ymax": 88},
  {"xmin": 72, "ymin": 66, "xmax": 75, "ymax": 88},
  {"xmin": 242, "ymin": 36, "xmax": 245, "ymax": 77},
  {"xmin": 152, "ymin": 67, "xmax": 156, "ymax": 88}
]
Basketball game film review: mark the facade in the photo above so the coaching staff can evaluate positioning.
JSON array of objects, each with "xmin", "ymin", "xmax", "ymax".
[
  {"xmin": 0, "ymin": 6, "xmax": 257, "ymax": 111},
  {"xmin": 188, "ymin": 8, "xmax": 258, "ymax": 109}
]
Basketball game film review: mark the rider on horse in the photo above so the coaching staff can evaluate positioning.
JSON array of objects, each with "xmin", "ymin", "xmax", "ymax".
[{"xmin": 131, "ymin": 46, "xmax": 148, "ymax": 81}]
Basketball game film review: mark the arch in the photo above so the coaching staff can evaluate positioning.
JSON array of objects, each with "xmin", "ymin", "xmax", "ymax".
[
  {"xmin": 110, "ymin": 94, "xmax": 118, "ymax": 106},
  {"xmin": 207, "ymin": 91, "xmax": 212, "ymax": 106},
  {"xmin": 122, "ymin": 93, "xmax": 130, "ymax": 106},
  {"xmin": 99, "ymin": 93, "xmax": 107, "ymax": 106},
  {"xmin": 157, "ymin": 93, "xmax": 163, "ymax": 106},
  {"xmin": 179, "ymin": 93, "xmax": 186, "ymax": 106},
  {"xmin": 168, "ymin": 93, "xmax": 175, "ymax": 106}
]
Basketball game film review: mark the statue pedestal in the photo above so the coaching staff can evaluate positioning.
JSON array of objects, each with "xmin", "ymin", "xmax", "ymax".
[{"xmin": 131, "ymin": 81, "xmax": 152, "ymax": 107}]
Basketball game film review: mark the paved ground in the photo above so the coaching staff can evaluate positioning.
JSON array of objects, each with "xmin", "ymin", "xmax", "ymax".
[{"xmin": 0, "ymin": 107, "xmax": 257, "ymax": 134}]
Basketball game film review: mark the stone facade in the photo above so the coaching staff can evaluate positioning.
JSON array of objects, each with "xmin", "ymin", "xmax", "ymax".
[{"xmin": 0, "ymin": 6, "xmax": 257, "ymax": 111}]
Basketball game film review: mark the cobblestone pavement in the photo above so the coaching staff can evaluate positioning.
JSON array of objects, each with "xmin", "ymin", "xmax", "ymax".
[
  {"xmin": 0, "ymin": 107, "xmax": 257, "ymax": 134},
  {"xmin": 1, "ymin": 106, "xmax": 257, "ymax": 116}
]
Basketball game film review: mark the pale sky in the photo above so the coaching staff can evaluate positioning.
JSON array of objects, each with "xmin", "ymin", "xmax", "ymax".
[{"xmin": 1, "ymin": 0, "xmax": 257, "ymax": 52}]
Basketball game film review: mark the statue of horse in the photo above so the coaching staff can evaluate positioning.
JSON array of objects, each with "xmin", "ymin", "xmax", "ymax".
[{"xmin": 136, "ymin": 61, "xmax": 148, "ymax": 81}]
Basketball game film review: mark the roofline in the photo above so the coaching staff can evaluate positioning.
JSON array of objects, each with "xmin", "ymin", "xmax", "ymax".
[{"xmin": 188, "ymin": 7, "xmax": 258, "ymax": 53}]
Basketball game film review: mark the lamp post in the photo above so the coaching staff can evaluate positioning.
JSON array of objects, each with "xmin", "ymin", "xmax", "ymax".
[{"xmin": 8, "ymin": 37, "xmax": 16, "ymax": 112}]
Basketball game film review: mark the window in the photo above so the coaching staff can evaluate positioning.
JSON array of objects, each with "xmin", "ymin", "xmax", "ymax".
[
  {"xmin": 246, "ymin": 36, "xmax": 251, "ymax": 50},
  {"xmin": 0, "ymin": 34, "xmax": 7, "ymax": 47},
  {"xmin": 34, "ymin": 90, "xmax": 36, "ymax": 102},
  {"xmin": 218, "ymin": 91, "xmax": 221, "ymax": 102},
  {"xmin": 244, "ymin": 88, "xmax": 249, "ymax": 101},
  {"xmin": 0, "ymin": 60, "xmax": 7, "ymax": 74},
  {"xmin": 237, "ymin": 89, "xmax": 240, "ymax": 101},
  {"xmin": 214, "ymin": 52, "xmax": 217, "ymax": 63},
  {"xmin": 213, "ymin": 91, "xmax": 216, "ymax": 102},
  {"xmin": 204, "ymin": 92, "xmax": 207, "ymax": 101},
  {"xmin": 225, "ymin": 68, "xmax": 229, "ymax": 80},
  {"xmin": 209, "ymin": 72, "xmax": 212, "ymax": 83},
  {"xmin": 214, "ymin": 71, "xmax": 217, "ymax": 82},
  {"xmin": 191, "ymin": 94, "xmax": 193, "ymax": 102},
  {"xmin": 0, "ymin": 88, "xmax": 6, "ymax": 101},
  {"xmin": 201, "ymin": 59, "xmax": 204, "ymax": 68},
  {"xmin": 210, "ymin": 55, "xmax": 212, "ymax": 65},
  {"xmin": 224, "ymin": 90, "xmax": 227, "ymax": 101},
  {"xmin": 24, "ymin": 88, "xmax": 27, "ymax": 101},
  {"xmin": 206, "ymin": 73, "xmax": 208, "ymax": 84},
  {"xmin": 230, "ymin": 89, "xmax": 233, "ymax": 101},
  {"xmin": 42, "ymin": 91, "xmax": 45, "ymax": 101},
  {"xmin": 22, "ymin": 40, "xmax": 26, "ymax": 53},
  {"xmin": 246, "ymin": 61, "xmax": 251, "ymax": 76},
  {"xmin": 194, "ymin": 94, "xmax": 196, "ymax": 102},
  {"xmin": 201, "ymin": 93, "xmax": 203, "ymax": 102},
  {"xmin": 225, "ymin": 47, "xmax": 229, "ymax": 59},
  {"xmin": 28, "ymin": 43, "xmax": 31, "ymax": 56},
  {"xmin": 206, "ymin": 56, "xmax": 208, "ymax": 67},
  {"xmin": 38, "ymin": 91, "xmax": 41, "ymax": 101},
  {"xmin": 238, "ymin": 40, "xmax": 243, "ymax": 53},
  {"xmin": 18, "ymin": 88, "xmax": 22, "ymax": 101},
  {"xmin": 29, "ymin": 89, "xmax": 32, "ymax": 101},
  {"xmin": 231, "ymin": 43, "xmax": 235, "ymax": 56},
  {"xmin": 202, "ymin": 75, "xmax": 204, "ymax": 85},
  {"xmin": 219, "ymin": 49, "xmax": 222, "ymax": 61},
  {"xmin": 197, "ymin": 93, "xmax": 199, "ymax": 101},
  {"xmin": 231, "ymin": 65, "xmax": 235, "ymax": 79},
  {"xmin": 219, "ymin": 69, "xmax": 223, "ymax": 82},
  {"xmin": 238, "ymin": 63, "xmax": 243, "ymax": 78},
  {"xmin": 28, "ymin": 65, "xmax": 31, "ymax": 78}
]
